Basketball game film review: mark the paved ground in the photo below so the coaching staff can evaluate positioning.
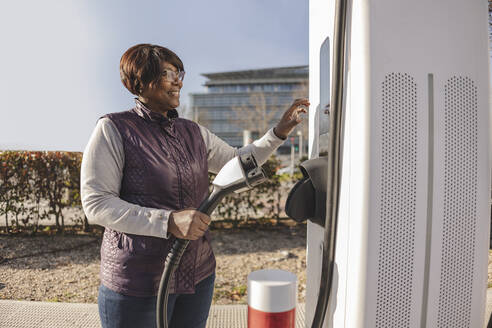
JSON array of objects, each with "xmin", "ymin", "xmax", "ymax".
[
  {"xmin": 1, "ymin": 291, "xmax": 491, "ymax": 328},
  {"xmin": 0, "ymin": 301, "xmax": 305, "ymax": 328},
  {"xmin": 486, "ymin": 288, "xmax": 492, "ymax": 327}
]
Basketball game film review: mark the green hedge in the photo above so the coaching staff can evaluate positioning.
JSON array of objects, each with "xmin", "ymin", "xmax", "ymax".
[
  {"xmin": 0, "ymin": 151, "xmax": 83, "ymax": 234},
  {"xmin": 0, "ymin": 151, "xmax": 298, "ymax": 234}
]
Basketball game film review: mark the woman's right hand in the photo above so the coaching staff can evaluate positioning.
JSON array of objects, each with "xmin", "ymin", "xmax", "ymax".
[{"xmin": 168, "ymin": 209, "xmax": 211, "ymax": 240}]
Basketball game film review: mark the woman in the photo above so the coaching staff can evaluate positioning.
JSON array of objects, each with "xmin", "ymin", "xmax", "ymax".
[{"xmin": 81, "ymin": 43, "xmax": 309, "ymax": 328}]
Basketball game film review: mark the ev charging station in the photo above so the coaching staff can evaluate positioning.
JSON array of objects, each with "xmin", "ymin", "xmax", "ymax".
[{"xmin": 304, "ymin": 0, "xmax": 490, "ymax": 327}]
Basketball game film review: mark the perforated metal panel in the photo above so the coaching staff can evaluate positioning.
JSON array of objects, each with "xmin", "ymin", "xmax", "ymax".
[
  {"xmin": 437, "ymin": 76, "xmax": 478, "ymax": 328},
  {"xmin": 376, "ymin": 73, "xmax": 418, "ymax": 328}
]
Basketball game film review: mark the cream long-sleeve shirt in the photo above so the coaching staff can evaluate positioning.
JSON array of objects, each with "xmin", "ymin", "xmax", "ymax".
[{"xmin": 80, "ymin": 117, "xmax": 285, "ymax": 239}]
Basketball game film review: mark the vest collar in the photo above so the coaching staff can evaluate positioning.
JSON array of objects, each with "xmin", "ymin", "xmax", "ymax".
[{"xmin": 133, "ymin": 99, "xmax": 178, "ymax": 127}]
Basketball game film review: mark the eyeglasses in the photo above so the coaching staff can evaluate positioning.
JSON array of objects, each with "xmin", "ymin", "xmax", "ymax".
[{"xmin": 162, "ymin": 69, "xmax": 185, "ymax": 82}]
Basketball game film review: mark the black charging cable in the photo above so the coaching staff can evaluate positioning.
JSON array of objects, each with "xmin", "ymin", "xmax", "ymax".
[{"xmin": 156, "ymin": 154, "xmax": 265, "ymax": 328}]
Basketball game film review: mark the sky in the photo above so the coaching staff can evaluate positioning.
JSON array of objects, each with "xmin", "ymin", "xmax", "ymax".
[{"xmin": 0, "ymin": 0, "xmax": 308, "ymax": 151}]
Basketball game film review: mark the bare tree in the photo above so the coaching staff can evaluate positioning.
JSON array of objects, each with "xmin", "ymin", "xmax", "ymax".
[
  {"xmin": 227, "ymin": 81, "xmax": 309, "ymax": 149},
  {"xmin": 193, "ymin": 105, "xmax": 212, "ymax": 127},
  {"xmin": 230, "ymin": 92, "xmax": 282, "ymax": 136}
]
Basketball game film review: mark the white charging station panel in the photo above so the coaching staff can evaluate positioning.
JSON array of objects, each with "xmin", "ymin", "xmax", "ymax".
[{"xmin": 308, "ymin": 0, "xmax": 490, "ymax": 327}]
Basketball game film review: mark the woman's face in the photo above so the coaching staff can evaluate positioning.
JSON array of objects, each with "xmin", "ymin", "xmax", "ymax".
[{"xmin": 142, "ymin": 62, "xmax": 183, "ymax": 111}]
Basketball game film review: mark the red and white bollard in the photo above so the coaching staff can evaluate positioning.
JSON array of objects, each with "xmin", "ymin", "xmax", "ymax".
[{"xmin": 247, "ymin": 269, "xmax": 297, "ymax": 328}]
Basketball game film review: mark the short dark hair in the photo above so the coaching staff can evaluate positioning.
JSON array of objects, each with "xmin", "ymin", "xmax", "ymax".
[{"xmin": 120, "ymin": 44, "xmax": 184, "ymax": 96}]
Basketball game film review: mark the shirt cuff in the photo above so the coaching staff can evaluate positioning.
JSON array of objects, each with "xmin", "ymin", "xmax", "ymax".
[
  {"xmin": 267, "ymin": 127, "xmax": 287, "ymax": 144},
  {"xmin": 147, "ymin": 208, "xmax": 172, "ymax": 238},
  {"xmin": 272, "ymin": 127, "xmax": 287, "ymax": 140}
]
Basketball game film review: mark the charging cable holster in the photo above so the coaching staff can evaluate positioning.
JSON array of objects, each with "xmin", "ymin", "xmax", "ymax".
[{"xmin": 285, "ymin": 157, "xmax": 328, "ymax": 227}]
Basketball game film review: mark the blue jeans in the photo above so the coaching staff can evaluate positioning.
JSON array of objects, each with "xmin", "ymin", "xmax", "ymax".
[{"xmin": 98, "ymin": 273, "xmax": 215, "ymax": 328}]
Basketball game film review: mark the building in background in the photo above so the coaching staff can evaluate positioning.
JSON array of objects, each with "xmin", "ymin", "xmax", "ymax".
[{"xmin": 190, "ymin": 66, "xmax": 308, "ymax": 153}]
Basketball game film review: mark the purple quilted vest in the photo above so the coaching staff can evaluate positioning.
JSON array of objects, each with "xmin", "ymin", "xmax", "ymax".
[{"xmin": 99, "ymin": 100, "xmax": 214, "ymax": 296}]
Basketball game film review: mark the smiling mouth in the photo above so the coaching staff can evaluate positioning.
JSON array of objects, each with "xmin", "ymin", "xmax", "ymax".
[{"xmin": 168, "ymin": 91, "xmax": 180, "ymax": 96}]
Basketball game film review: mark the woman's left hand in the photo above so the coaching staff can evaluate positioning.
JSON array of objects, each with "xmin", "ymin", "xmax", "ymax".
[{"xmin": 273, "ymin": 98, "xmax": 310, "ymax": 139}]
